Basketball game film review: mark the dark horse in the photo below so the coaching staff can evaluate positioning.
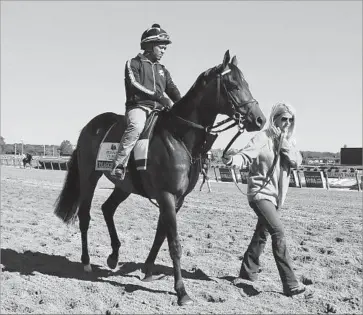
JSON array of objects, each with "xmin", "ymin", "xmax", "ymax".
[
  {"xmin": 22, "ymin": 153, "xmax": 33, "ymax": 168},
  {"xmin": 54, "ymin": 51, "xmax": 266, "ymax": 305}
]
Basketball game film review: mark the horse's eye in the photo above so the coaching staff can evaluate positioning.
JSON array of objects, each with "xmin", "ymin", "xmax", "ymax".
[{"xmin": 230, "ymin": 83, "xmax": 239, "ymax": 91}]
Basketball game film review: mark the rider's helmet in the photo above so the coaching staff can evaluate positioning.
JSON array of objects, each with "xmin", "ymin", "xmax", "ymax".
[{"xmin": 140, "ymin": 24, "xmax": 172, "ymax": 50}]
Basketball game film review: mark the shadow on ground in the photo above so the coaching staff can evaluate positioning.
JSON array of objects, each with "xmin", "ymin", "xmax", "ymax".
[
  {"xmin": 220, "ymin": 275, "xmax": 261, "ymax": 296},
  {"xmin": 1, "ymin": 248, "xmax": 213, "ymax": 296}
]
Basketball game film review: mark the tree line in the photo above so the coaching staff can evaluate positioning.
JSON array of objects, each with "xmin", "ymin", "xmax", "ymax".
[
  {"xmin": 0, "ymin": 136, "xmax": 340, "ymax": 164},
  {"xmin": 0, "ymin": 137, "xmax": 74, "ymax": 156}
]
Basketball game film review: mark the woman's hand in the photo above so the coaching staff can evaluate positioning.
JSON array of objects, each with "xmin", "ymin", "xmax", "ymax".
[
  {"xmin": 222, "ymin": 155, "xmax": 232, "ymax": 166},
  {"xmin": 271, "ymin": 125, "xmax": 281, "ymax": 138},
  {"xmin": 222, "ymin": 155, "xmax": 244, "ymax": 168}
]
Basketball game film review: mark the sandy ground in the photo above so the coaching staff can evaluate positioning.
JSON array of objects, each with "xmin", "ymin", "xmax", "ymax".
[{"xmin": 1, "ymin": 166, "xmax": 362, "ymax": 314}]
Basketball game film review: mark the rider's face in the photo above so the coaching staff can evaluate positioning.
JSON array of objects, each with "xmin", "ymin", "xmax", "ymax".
[{"xmin": 152, "ymin": 44, "xmax": 167, "ymax": 61}]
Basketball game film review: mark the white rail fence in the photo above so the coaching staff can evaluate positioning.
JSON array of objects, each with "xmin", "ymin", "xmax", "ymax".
[
  {"xmin": 1, "ymin": 155, "xmax": 361, "ymax": 191},
  {"xmin": 0, "ymin": 155, "xmax": 70, "ymax": 171}
]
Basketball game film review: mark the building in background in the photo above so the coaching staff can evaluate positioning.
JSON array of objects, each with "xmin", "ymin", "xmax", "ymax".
[{"xmin": 340, "ymin": 147, "xmax": 362, "ymax": 166}]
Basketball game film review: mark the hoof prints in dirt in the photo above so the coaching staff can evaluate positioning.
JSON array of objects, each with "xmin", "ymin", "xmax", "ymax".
[
  {"xmin": 325, "ymin": 303, "xmax": 337, "ymax": 313},
  {"xmin": 301, "ymin": 275, "xmax": 313, "ymax": 285},
  {"xmin": 203, "ymin": 293, "xmax": 226, "ymax": 303},
  {"xmin": 318, "ymin": 247, "xmax": 335, "ymax": 255}
]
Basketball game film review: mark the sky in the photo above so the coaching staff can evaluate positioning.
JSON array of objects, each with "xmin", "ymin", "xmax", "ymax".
[{"xmin": 1, "ymin": 1, "xmax": 362, "ymax": 152}]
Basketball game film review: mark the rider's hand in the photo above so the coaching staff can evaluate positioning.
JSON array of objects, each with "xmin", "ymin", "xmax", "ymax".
[
  {"xmin": 159, "ymin": 97, "xmax": 173, "ymax": 110},
  {"xmin": 153, "ymin": 92, "xmax": 172, "ymax": 110}
]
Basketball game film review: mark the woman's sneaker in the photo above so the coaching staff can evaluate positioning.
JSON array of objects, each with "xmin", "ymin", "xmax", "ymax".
[{"xmin": 283, "ymin": 284, "xmax": 306, "ymax": 297}]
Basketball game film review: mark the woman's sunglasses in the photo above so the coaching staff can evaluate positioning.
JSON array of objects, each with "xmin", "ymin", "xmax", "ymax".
[{"xmin": 281, "ymin": 117, "xmax": 294, "ymax": 123}]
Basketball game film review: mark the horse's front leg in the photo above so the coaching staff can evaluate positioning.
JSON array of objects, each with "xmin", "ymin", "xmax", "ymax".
[
  {"xmin": 143, "ymin": 216, "xmax": 166, "ymax": 281},
  {"xmin": 143, "ymin": 197, "xmax": 184, "ymax": 281},
  {"xmin": 158, "ymin": 192, "xmax": 192, "ymax": 306}
]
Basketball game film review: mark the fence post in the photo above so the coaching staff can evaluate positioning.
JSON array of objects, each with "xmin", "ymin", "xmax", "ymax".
[
  {"xmin": 232, "ymin": 167, "xmax": 239, "ymax": 183},
  {"xmin": 297, "ymin": 169, "xmax": 302, "ymax": 188},
  {"xmin": 355, "ymin": 170, "xmax": 361, "ymax": 192},
  {"xmin": 323, "ymin": 170, "xmax": 330, "ymax": 190},
  {"xmin": 213, "ymin": 166, "xmax": 218, "ymax": 182}
]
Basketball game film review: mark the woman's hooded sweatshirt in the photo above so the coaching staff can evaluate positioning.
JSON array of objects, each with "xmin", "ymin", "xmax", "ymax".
[{"xmin": 230, "ymin": 102, "xmax": 302, "ymax": 208}]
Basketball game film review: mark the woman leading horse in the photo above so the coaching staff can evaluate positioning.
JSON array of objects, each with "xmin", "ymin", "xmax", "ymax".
[{"xmin": 54, "ymin": 50, "xmax": 266, "ymax": 306}]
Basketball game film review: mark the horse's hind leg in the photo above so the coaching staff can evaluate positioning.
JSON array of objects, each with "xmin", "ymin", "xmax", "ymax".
[
  {"xmin": 158, "ymin": 193, "xmax": 192, "ymax": 306},
  {"xmin": 143, "ymin": 197, "xmax": 184, "ymax": 281},
  {"xmin": 78, "ymin": 172, "xmax": 102, "ymax": 272},
  {"xmin": 101, "ymin": 187, "xmax": 130, "ymax": 269}
]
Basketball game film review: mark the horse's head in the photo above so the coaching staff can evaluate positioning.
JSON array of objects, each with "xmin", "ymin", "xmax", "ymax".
[{"xmin": 203, "ymin": 50, "xmax": 266, "ymax": 132}]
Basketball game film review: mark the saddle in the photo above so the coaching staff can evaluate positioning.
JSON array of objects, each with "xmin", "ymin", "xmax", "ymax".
[{"xmin": 95, "ymin": 110, "xmax": 160, "ymax": 171}]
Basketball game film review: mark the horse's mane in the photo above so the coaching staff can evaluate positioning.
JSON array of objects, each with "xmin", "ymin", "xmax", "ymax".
[
  {"xmin": 183, "ymin": 66, "xmax": 218, "ymax": 99},
  {"xmin": 170, "ymin": 66, "xmax": 219, "ymax": 116},
  {"xmin": 181, "ymin": 63, "xmax": 245, "ymax": 102}
]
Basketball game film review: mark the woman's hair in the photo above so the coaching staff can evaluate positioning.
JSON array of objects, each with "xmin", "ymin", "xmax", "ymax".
[{"xmin": 268, "ymin": 102, "xmax": 296, "ymax": 140}]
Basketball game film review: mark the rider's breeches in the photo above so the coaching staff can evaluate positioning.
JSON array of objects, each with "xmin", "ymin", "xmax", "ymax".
[
  {"xmin": 240, "ymin": 199, "xmax": 299, "ymax": 291},
  {"xmin": 115, "ymin": 107, "xmax": 147, "ymax": 167}
]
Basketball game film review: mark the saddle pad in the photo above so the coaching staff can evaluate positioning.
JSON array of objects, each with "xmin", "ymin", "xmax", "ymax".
[
  {"xmin": 95, "ymin": 120, "xmax": 123, "ymax": 171},
  {"xmin": 95, "ymin": 141, "xmax": 120, "ymax": 171},
  {"xmin": 95, "ymin": 112, "xmax": 159, "ymax": 171}
]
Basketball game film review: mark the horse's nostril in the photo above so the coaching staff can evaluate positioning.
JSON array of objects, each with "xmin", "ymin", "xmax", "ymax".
[{"xmin": 256, "ymin": 117, "xmax": 263, "ymax": 127}]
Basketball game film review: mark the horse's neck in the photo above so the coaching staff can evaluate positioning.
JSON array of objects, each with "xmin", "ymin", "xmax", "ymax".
[{"xmin": 170, "ymin": 93, "xmax": 217, "ymax": 156}]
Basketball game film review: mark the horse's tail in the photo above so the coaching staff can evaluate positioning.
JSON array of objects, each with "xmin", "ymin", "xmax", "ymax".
[{"xmin": 54, "ymin": 149, "xmax": 80, "ymax": 224}]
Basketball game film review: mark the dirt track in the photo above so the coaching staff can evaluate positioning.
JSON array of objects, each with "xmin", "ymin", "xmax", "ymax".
[{"xmin": 1, "ymin": 166, "xmax": 362, "ymax": 314}]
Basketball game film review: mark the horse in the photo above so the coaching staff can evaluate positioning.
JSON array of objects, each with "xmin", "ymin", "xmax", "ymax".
[
  {"xmin": 54, "ymin": 50, "xmax": 266, "ymax": 306},
  {"xmin": 22, "ymin": 153, "xmax": 33, "ymax": 168}
]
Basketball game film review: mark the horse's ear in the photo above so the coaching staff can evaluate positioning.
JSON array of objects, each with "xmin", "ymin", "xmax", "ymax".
[
  {"xmin": 222, "ymin": 50, "xmax": 230, "ymax": 69},
  {"xmin": 231, "ymin": 55, "xmax": 238, "ymax": 66}
]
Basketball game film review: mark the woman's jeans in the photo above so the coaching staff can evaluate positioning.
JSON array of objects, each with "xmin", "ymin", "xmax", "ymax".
[{"xmin": 240, "ymin": 199, "xmax": 299, "ymax": 290}]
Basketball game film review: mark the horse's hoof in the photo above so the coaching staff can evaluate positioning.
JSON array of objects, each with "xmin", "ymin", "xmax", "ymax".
[
  {"xmin": 84, "ymin": 264, "xmax": 92, "ymax": 272},
  {"xmin": 142, "ymin": 275, "xmax": 154, "ymax": 282},
  {"xmin": 178, "ymin": 295, "xmax": 193, "ymax": 306},
  {"xmin": 107, "ymin": 255, "xmax": 118, "ymax": 269}
]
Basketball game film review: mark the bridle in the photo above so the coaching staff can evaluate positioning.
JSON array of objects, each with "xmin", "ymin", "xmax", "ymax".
[
  {"xmin": 171, "ymin": 67, "xmax": 282, "ymax": 197},
  {"xmin": 172, "ymin": 67, "xmax": 258, "ymax": 159}
]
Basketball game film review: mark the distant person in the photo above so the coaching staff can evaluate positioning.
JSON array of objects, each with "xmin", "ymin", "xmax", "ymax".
[
  {"xmin": 200, "ymin": 151, "xmax": 212, "ymax": 193},
  {"xmin": 22, "ymin": 153, "xmax": 33, "ymax": 168},
  {"xmin": 111, "ymin": 23, "xmax": 182, "ymax": 180},
  {"xmin": 223, "ymin": 102, "xmax": 305, "ymax": 296}
]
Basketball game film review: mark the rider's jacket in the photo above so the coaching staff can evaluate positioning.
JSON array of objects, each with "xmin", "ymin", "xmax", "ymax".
[{"xmin": 124, "ymin": 53, "xmax": 181, "ymax": 110}]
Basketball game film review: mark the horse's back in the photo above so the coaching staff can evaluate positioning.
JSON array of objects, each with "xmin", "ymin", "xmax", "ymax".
[{"xmin": 83, "ymin": 112, "xmax": 123, "ymax": 136}]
